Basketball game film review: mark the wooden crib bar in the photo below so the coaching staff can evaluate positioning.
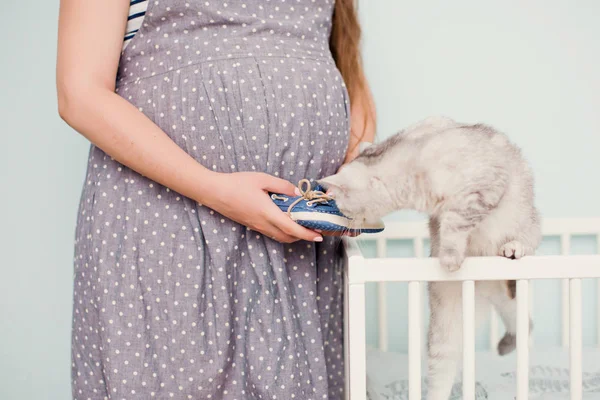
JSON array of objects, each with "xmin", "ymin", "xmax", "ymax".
[
  {"xmin": 351, "ymin": 254, "xmax": 600, "ymax": 283},
  {"xmin": 562, "ymin": 234, "xmax": 571, "ymax": 347},
  {"xmin": 517, "ymin": 280, "xmax": 530, "ymax": 400},
  {"xmin": 570, "ymin": 278, "xmax": 583, "ymax": 400},
  {"xmin": 408, "ymin": 281, "xmax": 421, "ymax": 400},
  {"xmin": 462, "ymin": 280, "xmax": 476, "ymax": 400},
  {"xmin": 376, "ymin": 239, "xmax": 388, "ymax": 352},
  {"xmin": 597, "ymin": 234, "xmax": 600, "ymax": 347}
]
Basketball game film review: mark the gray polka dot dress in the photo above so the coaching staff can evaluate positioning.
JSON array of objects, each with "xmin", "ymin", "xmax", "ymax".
[{"xmin": 71, "ymin": 1, "xmax": 350, "ymax": 399}]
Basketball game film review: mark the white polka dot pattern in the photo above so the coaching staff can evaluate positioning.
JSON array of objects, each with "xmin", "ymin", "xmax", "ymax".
[{"xmin": 72, "ymin": 1, "xmax": 350, "ymax": 400}]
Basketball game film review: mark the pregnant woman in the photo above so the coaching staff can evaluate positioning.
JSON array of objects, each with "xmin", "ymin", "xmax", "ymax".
[{"xmin": 57, "ymin": 0, "xmax": 375, "ymax": 399}]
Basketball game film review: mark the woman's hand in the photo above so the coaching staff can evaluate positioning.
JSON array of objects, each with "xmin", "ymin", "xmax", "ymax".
[{"xmin": 201, "ymin": 172, "xmax": 323, "ymax": 244}]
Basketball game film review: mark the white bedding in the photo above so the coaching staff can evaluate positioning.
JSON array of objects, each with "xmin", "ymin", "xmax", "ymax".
[{"xmin": 366, "ymin": 346, "xmax": 600, "ymax": 399}]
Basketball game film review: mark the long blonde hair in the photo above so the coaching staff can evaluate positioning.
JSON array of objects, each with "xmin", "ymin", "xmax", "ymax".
[{"xmin": 329, "ymin": 0, "xmax": 376, "ymax": 154}]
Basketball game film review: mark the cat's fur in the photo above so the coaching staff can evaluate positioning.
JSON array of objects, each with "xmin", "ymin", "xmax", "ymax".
[{"xmin": 319, "ymin": 116, "xmax": 541, "ymax": 400}]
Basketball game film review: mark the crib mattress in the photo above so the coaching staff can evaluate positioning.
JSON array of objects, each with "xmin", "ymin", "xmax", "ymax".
[{"xmin": 366, "ymin": 346, "xmax": 600, "ymax": 399}]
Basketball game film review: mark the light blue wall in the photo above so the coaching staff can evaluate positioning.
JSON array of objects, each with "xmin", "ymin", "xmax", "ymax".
[
  {"xmin": 0, "ymin": 1, "xmax": 599, "ymax": 399},
  {"xmin": 1, "ymin": 2, "xmax": 90, "ymax": 399},
  {"xmin": 357, "ymin": 1, "xmax": 600, "ymax": 352}
]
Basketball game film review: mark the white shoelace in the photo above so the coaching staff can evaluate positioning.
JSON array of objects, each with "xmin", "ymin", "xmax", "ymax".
[{"xmin": 271, "ymin": 178, "xmax": 334, "ymax": 216}]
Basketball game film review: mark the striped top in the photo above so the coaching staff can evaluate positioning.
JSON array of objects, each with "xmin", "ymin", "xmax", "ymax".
[{"xmin": 123, "ymin": 0, "xmax": 149, "ymax": 50}]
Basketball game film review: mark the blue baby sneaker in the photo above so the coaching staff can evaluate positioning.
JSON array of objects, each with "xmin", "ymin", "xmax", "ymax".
[{"xmin": 270, "ymin": 179, "xmax": 385, "ymax": 234}]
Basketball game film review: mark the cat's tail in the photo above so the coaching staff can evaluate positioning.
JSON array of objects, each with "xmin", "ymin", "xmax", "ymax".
[{"xmin": 489, "ymin": 280, "xmax": 534, "ymax": 356}]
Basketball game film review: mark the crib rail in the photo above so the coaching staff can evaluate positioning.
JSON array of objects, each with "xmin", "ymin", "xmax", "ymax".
[
  {"xmin": 342, "ymin": 218, "xmax": 600, "ymax": 400},
  {"xmin": 365, "ymin": 217, "xmax": 600, "ymax": 240},
  {"xmin": 346, "ymin": 254, "xmax": 600, "ymax": 283}
]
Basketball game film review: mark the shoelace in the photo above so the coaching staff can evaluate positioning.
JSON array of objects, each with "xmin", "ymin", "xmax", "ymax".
[{"xmin": 272, "ymin": 178, "xmax": 334, "ymax": 216}]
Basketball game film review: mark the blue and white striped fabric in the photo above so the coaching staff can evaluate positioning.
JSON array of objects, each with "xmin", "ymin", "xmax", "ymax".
[{"xmin": 123, "ymin": 0, "xmax": 148, "ymax": 50}]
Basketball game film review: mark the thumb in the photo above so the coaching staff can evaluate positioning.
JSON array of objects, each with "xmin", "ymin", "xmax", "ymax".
[{"xmin": 261, "ymin": 175, "xmax": 301, "ymax": 197}]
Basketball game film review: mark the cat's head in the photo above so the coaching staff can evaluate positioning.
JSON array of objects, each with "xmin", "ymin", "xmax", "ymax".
[{"xmin": 318, "ymin": 143, "xmax": 393, "ymax": 226}]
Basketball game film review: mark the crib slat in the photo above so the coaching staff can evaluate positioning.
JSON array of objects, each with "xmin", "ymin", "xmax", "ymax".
[
  {"xmin": 570, "ymin": 278, "xmax": 582, "ymax": 400},
  {"xmin": 376, "ymin": 239, "xmax": 388, "ymax": 352},
  {"xmin": 408, "ymin": 281, "xmax": 421, "ymax": 400},
  {"xmin": 348, "ymin": 282, "xmax": 367, "ymax": 400},
  {"xmin": 414, "ymin": 237, "xmax": 424, "ymax": 258},
  {"xmin": 344, "ymin": 267, "xmax": 350, "ymax": 400},
  {"xmin": 561, "ymin": 234, "xmax": 571, "ymax": 347},
  {"xmin": 517, "ymin": 280, "xmax": 529, "ymax": 400},
  {"xmin": 489, "ymin": 305, "xmax": 499, "ymax": 352},
  {"xmin": 412, "ymin": 238, "xmax": 428, "ymax": 355},
  {"xmin": 377, "ymin": 282, "xmax": 387, "ymax": 351},
  {"xmin": 597, "ymin": 278, "xmax": 600, "ymax": 347},
  {"xmin": 562, "ymin": 279, "xmax": 570, "ymax": 346},
  {"xmin": 462, "ymin": 280, "xmax": 475, "ymax": 400},
  {"xmin": 529, "ymin": 282, "xmax": 534, "ymax": 346},
  {"xmin": 597, "ymin": 234, "xmax": 600, "ymax": 347}
]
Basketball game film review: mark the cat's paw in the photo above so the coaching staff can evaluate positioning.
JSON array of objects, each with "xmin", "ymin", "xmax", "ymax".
[
  {"xmin": 439, "ymin": 249, "xmax": 464, "ymax": 272},
  {"xmin": 499, "ymin": 241, "xmax": 526, "ymax": 259},
  {"xmin": 497, "ymin": 332, "xmax": 516, "ymax": 355},
  {"xmin": 498, "ymin": 320, "xmax": 533, "ymax": 356},
  {"xmin": 498, "ymin": 318, "xmax": 533, "ymax": 356}
]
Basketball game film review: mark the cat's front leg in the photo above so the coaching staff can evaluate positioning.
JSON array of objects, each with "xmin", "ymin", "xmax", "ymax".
[
  {"xmin": 438, "ymin": 246, "xmax": 467, "ymax": 273},
  {"xmin": 437, "ymin": 212, "xmax": 475, "ymax": 272},
  {"xmin": 437, "ymin": 193, "xmax": 496, "ymax": 271}
]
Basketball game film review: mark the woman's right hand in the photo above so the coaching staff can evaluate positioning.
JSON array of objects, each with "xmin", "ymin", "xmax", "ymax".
[{"xmin": 201, "ymin": 172, "xmax": 324, "ymax": 244}]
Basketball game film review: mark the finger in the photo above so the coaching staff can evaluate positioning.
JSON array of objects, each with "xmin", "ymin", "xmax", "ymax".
[
  {"xmin": 252, "ymin": 222, "xmax": 298, "ymax": 243},
  {"xmin": 260, "ymin": 198, "xmax": 321, "ymax": 241},
  {"xmin": 271, "ymin": 213, "xmax": 323, "ymax": 242},
  {"xmin": 263, "ymin": 226, "xmax": 298, "ymax": 243},
  {"xmin": 260, "ymin": 175, "xmax": 301, "ymax": 197}
]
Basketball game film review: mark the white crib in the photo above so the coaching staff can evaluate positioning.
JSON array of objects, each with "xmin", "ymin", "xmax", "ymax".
[{"xmin": 342, "ymin": 218, "xmax": 600, "ymax": 400}]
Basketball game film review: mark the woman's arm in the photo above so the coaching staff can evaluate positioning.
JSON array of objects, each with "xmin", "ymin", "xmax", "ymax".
[
  {"xmin": 57, "ymin": 1, "xmax": 215, "ymax": 204},
  {"xmin": 56, "ymin": 0, "xmax": 322, "ymax": 243},
  {"xmin": 343, "ymin": 79, "xmax": 377, "ymax": 164}
]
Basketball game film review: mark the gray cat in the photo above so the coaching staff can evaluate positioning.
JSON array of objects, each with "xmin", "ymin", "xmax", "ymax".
[{"xmin": 319, "ymin": 116, "xmax": 542, "ymax": 400}]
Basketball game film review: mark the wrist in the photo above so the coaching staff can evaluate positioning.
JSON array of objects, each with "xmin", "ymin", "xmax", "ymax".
[{"xmin": 189, "ymin": 167, "xmax": 223, "ymax": 206}]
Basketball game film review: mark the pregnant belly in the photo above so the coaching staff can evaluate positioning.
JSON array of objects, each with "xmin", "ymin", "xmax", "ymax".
[{"xmin": 116, "ymin": 56, "xmax": 351, "ymax": 181}]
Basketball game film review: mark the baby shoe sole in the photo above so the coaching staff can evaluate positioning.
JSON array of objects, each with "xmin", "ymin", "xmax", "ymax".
[{"xmin": 291, "ymin": 212, "xmax": 384, "ymax": 234}]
